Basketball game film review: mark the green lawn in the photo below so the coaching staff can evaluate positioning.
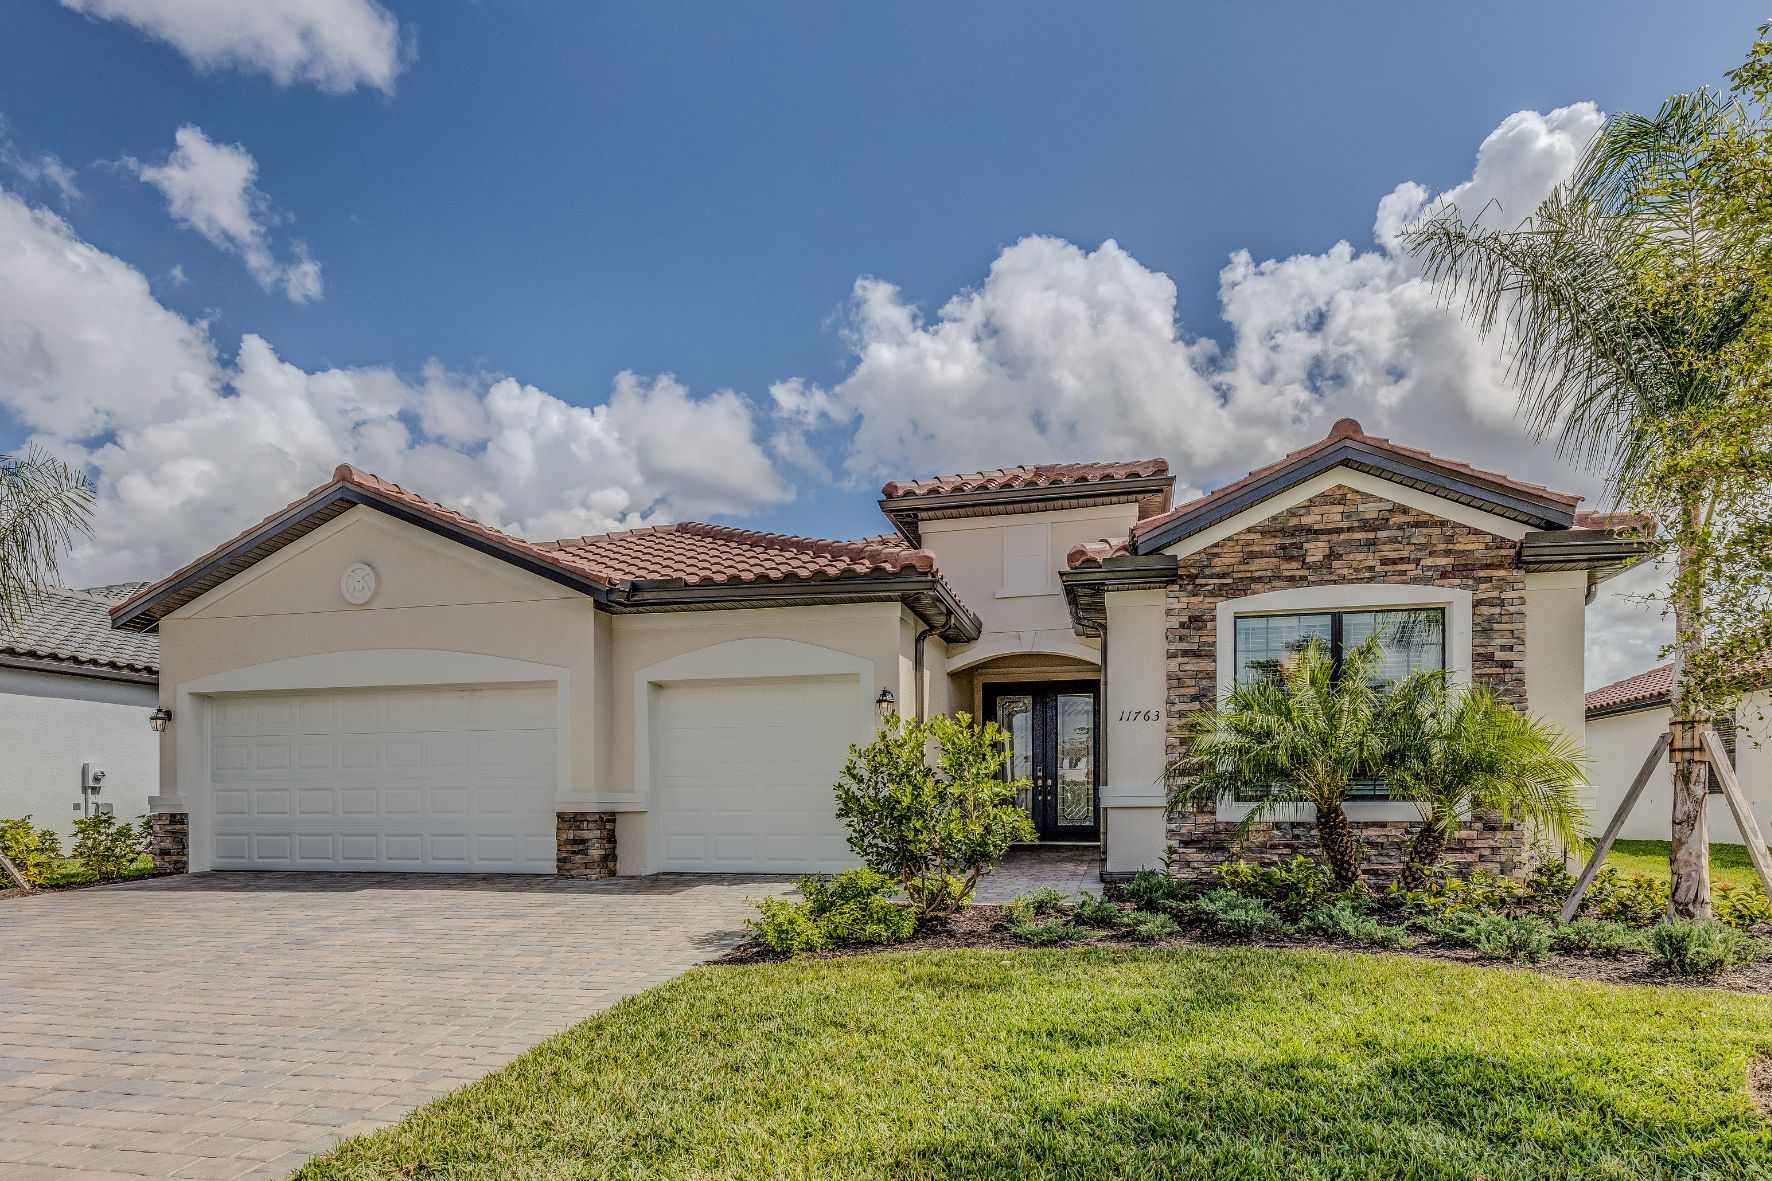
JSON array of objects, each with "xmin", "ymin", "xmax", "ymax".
[
  {"xmin": 296, "ymin": 946, "xmax": 1772, "ymax": 1180},
  {"xmin": 1608, "ymin": 839, "xmax": 1768, "ymax": 889}
]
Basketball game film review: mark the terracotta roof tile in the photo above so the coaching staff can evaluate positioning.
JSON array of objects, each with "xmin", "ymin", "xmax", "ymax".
[
  {"xmin": 882, "ymin": 459, "xmax": 1169, "ymax": 500},
  {"xmin": 539, "ymin": 522, "xmax": 937, "ymax": 585},
  {"xmin": 1586, "ymin": 665, "xmax": 1673, "ymax": 714},
  {"xmin": 1132, "ymin": 417, "xmax": 1582, "ymax": 541},
  {"xmin": 1573, "ymin": 510, "xmax": 1654, "ymax": 532},
  {"xmin": 3, "ymin": 584, "xmax": 158, "ymax": 676},
  {"xmin": 1065, "ymin": 537, "xmax": 1133, "ymax": 569}
]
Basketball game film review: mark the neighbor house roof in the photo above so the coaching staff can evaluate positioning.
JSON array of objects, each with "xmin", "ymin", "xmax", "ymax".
[
  {"xmin": 879, "ymin": 459, "xmax": 1175, "ymax": 545},
  {"xmin": 112, "ymin": 465, "xmax": 980, "ymax": 642},
  {"xmin": 1129, "ymin": 417, "xmax": 1583, "ymax": 553},
  {"xmin": 2, "ymin": 584, "xmax": 158, "ymax": 683},
  {"xmin": 1587, "ymin": 657, "xmax": 1772, "ymax": 719}
]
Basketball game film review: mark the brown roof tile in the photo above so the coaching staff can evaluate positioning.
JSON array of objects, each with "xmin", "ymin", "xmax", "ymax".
[
  {"xmin": 3, "ymin": 585, "xmax": 158, "ymax": 677},
  {"xmin": 1585, "ymin": 664, "xmax": 1673, "ymax": 714},
  {"xmin": 882, "ymin": 459, "xmax": 1169, "ymax": 500},
  {"xmin": 1131, "ymin": 417, "xmax": 1581, "ymax": 541},
  {"xmin": 539, "ymin": 522, "xmax": 936, "ymax": 585}
]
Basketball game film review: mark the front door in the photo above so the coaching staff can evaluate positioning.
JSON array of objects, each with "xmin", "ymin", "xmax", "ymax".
[{"xmin": 984, "ymin": 681, "xmax": 1100, "ymax": 842}]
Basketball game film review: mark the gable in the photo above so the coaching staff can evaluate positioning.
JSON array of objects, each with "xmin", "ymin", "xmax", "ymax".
[
  {"xmin": 1154, "ymin": 468, "xmax": 1532, "ymax": 560},
  {"xmin": 178, "ymin": 507, "xmax": 580, "ymax": 623}
]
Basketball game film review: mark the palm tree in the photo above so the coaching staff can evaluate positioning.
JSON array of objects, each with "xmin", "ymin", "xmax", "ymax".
[
  {"xmin": 1403, "ymin": 89, "xmax": 1771, "ymax": 920},
  {"xmin": 0, "ymin": 448, "xmax": 93, "ymax": 627},
  {"xmin": 1383, "ymin": 674, "xmax": 1589, "ymax": 890},
  {"xmin": 1171, "ymin": 635, "xmax": 1392, "ymax": 889}
]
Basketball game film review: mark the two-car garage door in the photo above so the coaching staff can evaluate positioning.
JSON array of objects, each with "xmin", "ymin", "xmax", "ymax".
[{"xmin": 209, "ymin": 684, "xmax": 558, "ymax": 873}]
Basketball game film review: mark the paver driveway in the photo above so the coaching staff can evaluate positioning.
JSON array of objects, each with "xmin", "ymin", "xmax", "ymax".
[{"xmin": 0, "ymin": 871, "xmax": 792, "ymax": 1179}]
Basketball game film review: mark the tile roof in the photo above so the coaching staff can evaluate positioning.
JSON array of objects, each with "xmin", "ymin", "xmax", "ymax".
[
  {"xmin": 1573, "ymin": 510, "xmax": 1654, "ymax": 532},
  {"xmin": 1065, "ymin": 537, "xmax": 1133, "ymax": 568},
  {"xmin": 1587, "ymin": 657, "xmax": 1772, "ymax": 716},
  {"xmin": 882, "ymin": 459, "xmax": 1169, "ymax": 500},
  {"xmin": 2, "ymin": 585, "xmax": 158, "ymax": 678},
  {"xmin": 538, "ymin": 522, "xmax": 937, "ymax": 585},
  {"xmin": 1131, "ymin": 417, "xmax": 1582, "ymax": 542}
]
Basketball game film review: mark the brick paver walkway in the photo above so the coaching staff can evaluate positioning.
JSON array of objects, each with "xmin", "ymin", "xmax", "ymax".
[
  {"xmin": 0, "ymin": 871, "xmax": 792, "ymax": 1179},
  {"xmin": 972, "ymin": 844, "xmax": 1103, "ymax": 902}
]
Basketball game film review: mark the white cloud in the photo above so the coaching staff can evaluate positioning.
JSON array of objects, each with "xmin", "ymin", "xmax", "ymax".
[
  {"xmin": 128, "ymin": 125, "xmax": 323, "ymax": 303},
  {"xmin": 0, "ymin": 116, "xmax": 80, "ymax": 203},
  {"xmin": 58, "ymin": 0, "xmax": 406, "ymax": 95},
  {"xmin": 0, "ymin": 184, "xmax": 789, "ymax": 585},
  {"xmin": 1586, "ymin": 559, "xmax": 1673, "ymax": 689}
]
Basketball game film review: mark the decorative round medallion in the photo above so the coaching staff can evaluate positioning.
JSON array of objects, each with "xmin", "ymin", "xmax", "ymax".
[{"xmin": 340, "ymin": 562, "xmax": 378, "ymax": 605}]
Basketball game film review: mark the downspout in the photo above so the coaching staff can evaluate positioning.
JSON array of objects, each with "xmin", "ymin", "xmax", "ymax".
[{"xmin": 912, "ymin": 608, "xmax": 950, "ymax": 721}]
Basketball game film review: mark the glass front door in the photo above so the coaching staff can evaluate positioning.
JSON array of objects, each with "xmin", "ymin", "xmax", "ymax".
[{"xmin": 984, "ymin": 681, "xmax": 1099, "ymax": 841}]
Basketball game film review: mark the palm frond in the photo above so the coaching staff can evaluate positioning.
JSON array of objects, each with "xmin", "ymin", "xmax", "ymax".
[{"xmin": 0, "ymin": 448, "xmax": 94, "ymax": 629}]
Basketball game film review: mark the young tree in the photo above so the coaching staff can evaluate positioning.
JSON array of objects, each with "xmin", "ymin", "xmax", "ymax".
[
  {"xmin": 1404, "ymin": 77, "xmax": 1772, "ymax": 919},
  {"xmin": 0, "ymin": 447, "xmax": 93, "ymax": 628},
  {"xmin": 1384, "ymin": 675, "xmax": 1589, "ymax": 889},
  {"xmin": 1171, "ymin": 635, "xmax": 1392, "ymax": 890},
  {"xmin": 834, "ymin": 713, "xmax": 1035, "ymax": 918}
]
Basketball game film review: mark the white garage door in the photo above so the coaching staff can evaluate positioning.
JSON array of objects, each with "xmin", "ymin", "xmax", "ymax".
[
  {"xmin": 654, "ymin": 676, "xmax": 859, "ymax": 872},
  {"xmin": 209, "ymin": 684, "xmax": 558, "ymax": 873}
]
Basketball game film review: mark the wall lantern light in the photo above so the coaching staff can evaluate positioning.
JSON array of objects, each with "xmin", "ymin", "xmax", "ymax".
[
  {"xmin": 875, "ymin": 689, "xmax": 896, "ymax": 717},
  {"xmin": 149, "ymin": 707, "xmax": 174, "ymax": 733}
]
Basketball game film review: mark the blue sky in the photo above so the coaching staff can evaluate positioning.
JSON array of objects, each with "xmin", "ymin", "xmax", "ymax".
[{"xmin": 0, "ymin": 1, "xmax": 1760, "ymax": 681}]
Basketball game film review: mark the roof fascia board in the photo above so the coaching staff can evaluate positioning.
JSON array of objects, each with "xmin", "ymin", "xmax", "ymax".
[
  {"xmin": 881, "ymin": 475, "xmax": 1176, "ymax": 543},
  {"xmin": 1134, "ymin": 442, "xmax": 1572, "ymax": 555},
  {"xmin": 0, "ymin": 653, "xmax": 157, "ymax": 685},
  {"xmin": 1587, "ymin": 695, "xmax": 1670, "ymax": 721}
]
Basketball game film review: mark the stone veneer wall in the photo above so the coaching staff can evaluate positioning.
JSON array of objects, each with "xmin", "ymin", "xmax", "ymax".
[
  {"xmin": 150, "ymin": 812, "xmax": 189, "ymax": 875},
  {"xmin": 1163, "ymin": 485, "xmax": 1528, "ymax": 882},
  {"xmin": 555, "ymin": 812, "xmax": 618, "ymax": 879}
]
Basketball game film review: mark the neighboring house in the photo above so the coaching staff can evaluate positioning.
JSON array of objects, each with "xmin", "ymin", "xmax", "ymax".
[
  {"xmin": 1, "ymin": 584, "xmax": 160, "ymax": 838},
  {"xmin": 110, "ymin": 417, "xmax": 1645, "ymax": 880},
  {"xmin": 1586, "ymin": 664, "xmax": 1771, "ymax": 847}
]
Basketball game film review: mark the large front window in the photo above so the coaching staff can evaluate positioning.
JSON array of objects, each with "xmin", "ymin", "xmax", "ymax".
[{"xmin": 1234, "ymin": 607, "xmax": 1446, "ymax": 689}]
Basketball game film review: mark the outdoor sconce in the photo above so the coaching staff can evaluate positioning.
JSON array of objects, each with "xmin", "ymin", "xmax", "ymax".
[
  {"xmin": 149, "ymin": 707, "xmax": 173, "ymax": 733},
  {"xmin": 875, "ymin": 689, "xmax": 896, "ymax": 716}
]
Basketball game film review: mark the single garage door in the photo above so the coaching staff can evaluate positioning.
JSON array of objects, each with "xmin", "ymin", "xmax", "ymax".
[
  {"xmin": 654, "ymin": 675, "xmax": 859, "ymax": 872},
  {"xmin": 209, "ymin": 684, "xmax": 558, "ymax": 873}
]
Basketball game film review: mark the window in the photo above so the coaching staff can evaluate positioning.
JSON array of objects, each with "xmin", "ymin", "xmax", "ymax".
[
  {"xmin": 1234, "ymin": 607, "xmax": 1446, "ymax": 689},
  {"xmin": 1708, "ymin": 713, "xmax": 1738, "ymax": 795},
  {"xmin": 1232, "ymin": 606, "xmax": 1447, "ymax": 803}
]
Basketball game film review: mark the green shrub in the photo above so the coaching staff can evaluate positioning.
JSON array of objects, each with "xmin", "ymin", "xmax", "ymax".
[
  {"xmin": 1072, "ymin": 893, "xmax": 1130, "ymax": 927},
  {"xmin": 1385, "ymin": 871, "xmax": 1524, "ymax": 920},
  {"xmin": 1211, "ymin": 856, "xmax": 1337, "ymax": 921},
  {"xmin": 69, "ymin": 813, "xmax": 146, "ymax": 882},
  {"xmin": 834, "ymin": 713, "xmax": 1036, "ymax": 919},
  {"xmin": 1550, "ymin": 918, "xmax": 1650, "ymax": 958},
  {"xmin": 1002, "ymin": 886, "xmax": 1069, "ymax": 925},
  {"xmin": 1523, "ymin": 857, "xmax": 1578, "ymax": 910},
  {"xmin": 1302, "ymin": 898, "xmax": 1411, "ymax": 949},
  {"xmin": 1124, "ymin": 911, "xmax": 1181, "ymax": 942},
  {"xmin": 1188, "ymin": 889, "xmax": 1290, "ymax": 937},
  {"xmin": 1579, "ymin": 867, "xmax": 1667, "ymax": 927},
  {"xmin": 1418, "ymin": 912, "xmax": 1551, "ymax": 961},
  {"xmin": 1125, "ymin": 868, "xmax": 1187, "ymax": 910},
  {"xmin": 1008, "ymin": 916, "xmax": 1089, "ymax": 945},
  {"xmin": 1650, "ymin": 919, "xmax": 1765, "ymax": 977},
  {"xmin": 744, "ymin": 869, "xmax": 916, "ymax": 955},
  {"xmin": 1713, "ymin": 882, "xmax": 1772, "ymax": 930},
  {"xmin": 0, "ymin": 816, "xmax": 62, "ymax": 886}
]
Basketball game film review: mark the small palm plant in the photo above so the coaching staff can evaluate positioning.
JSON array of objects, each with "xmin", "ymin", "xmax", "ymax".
[
  {"xmin": 1383, "ymin": 674, "xmax": 1589, "ymax": 890},
  {"xmin": 1170, "ymin": 635, "xmax": 1391, "ymax": 890}
]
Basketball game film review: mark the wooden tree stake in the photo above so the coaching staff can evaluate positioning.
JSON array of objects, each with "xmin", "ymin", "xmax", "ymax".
[
  {"xmin": 0, "ymin": 850, "xmax": 33, "ymax": 892},
  {"xmin": 1560, "ymin": 733, "xmax": 1672, "ymax": 924},
  {"xmin": 1704, "ymin": 728, "xmax": 1772, "ymax": 893}
]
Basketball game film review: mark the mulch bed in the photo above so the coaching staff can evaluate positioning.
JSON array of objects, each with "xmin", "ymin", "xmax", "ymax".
[
  {"xmin": 713, "ymin": 904, "xmax": 1772, "ymax": 995},
  {"xmin": 0, "ymin": 871, "xmax": 166, "ymax": 902}
]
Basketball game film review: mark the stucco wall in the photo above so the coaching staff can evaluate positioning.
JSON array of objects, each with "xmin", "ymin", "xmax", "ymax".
[
  {"xmin": 1099, "ymin": 587, "xmax": 1168, "ymax": 874},
  {"xmin": 0, "ymin": 666, "xmax": 158, "ymax": 839},
  {"xmin": 1586, "ymin": 691, "xmax": 1772, "ymax": 847}
]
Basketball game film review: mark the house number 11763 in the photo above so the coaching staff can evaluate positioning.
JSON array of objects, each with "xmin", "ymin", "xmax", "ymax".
[{"xmin": 1117, "ymin": 709, "xmax": 1161, "ymax": 722}]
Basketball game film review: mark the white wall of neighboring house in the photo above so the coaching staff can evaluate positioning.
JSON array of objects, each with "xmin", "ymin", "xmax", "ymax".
[
  {"xmin": 1586, "ymin": 689, "xmax": 1772, "ymax": 847},
  {"xmin": 0, "ymin": 666, "xmax": 159, "ymax": 840}
]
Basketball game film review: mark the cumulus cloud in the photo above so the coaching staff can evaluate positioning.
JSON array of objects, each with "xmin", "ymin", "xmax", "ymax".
[
  {"xmin": 0, "ymin": 120, "xmax": 80, "ymax": 204},
  {"xmin": 127, "ymin": 125, "xmax": 323, "ymax": 302},
  {"xmin": 0, "ymin": 184, "xmax": 789, "ymax": 585},
  {"xmin": 58, "ymin": 0, "xmax": 407, "ymax": 94}
]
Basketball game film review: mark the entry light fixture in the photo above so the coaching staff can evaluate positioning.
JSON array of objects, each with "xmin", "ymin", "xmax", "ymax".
[
  {"xmin": 875, "ymin": 689, "xmax": 896, "ymax": 716},
  {"xmin": 149, "ymin": 707, "xmax": 173, "ymax": 733}
]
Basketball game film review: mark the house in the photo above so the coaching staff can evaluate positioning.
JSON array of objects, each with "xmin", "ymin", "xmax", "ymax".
[
  {"xmin": 110, "ymin": 417, "xmax": 1647, "ymax": 880},
  {"xmin": 2, "ymin": 584, "xmax": 160, "ymax": 838},
  {"xmin": 1585, "ymin": 664, "xmax": 1770, "ymax": 847}
]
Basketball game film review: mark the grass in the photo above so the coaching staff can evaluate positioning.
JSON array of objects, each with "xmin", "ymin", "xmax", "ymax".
[
  {"xmin": 1608, "ymin": 839, "xmax": 1768, "ymax": 889},
  {"xmin": 295, "ymin": 946, "xmax": 1772, "ymax": 1180},
  {"xmin": 35, "ymin": 853, "xmax": 154, "ymax": 888}
]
